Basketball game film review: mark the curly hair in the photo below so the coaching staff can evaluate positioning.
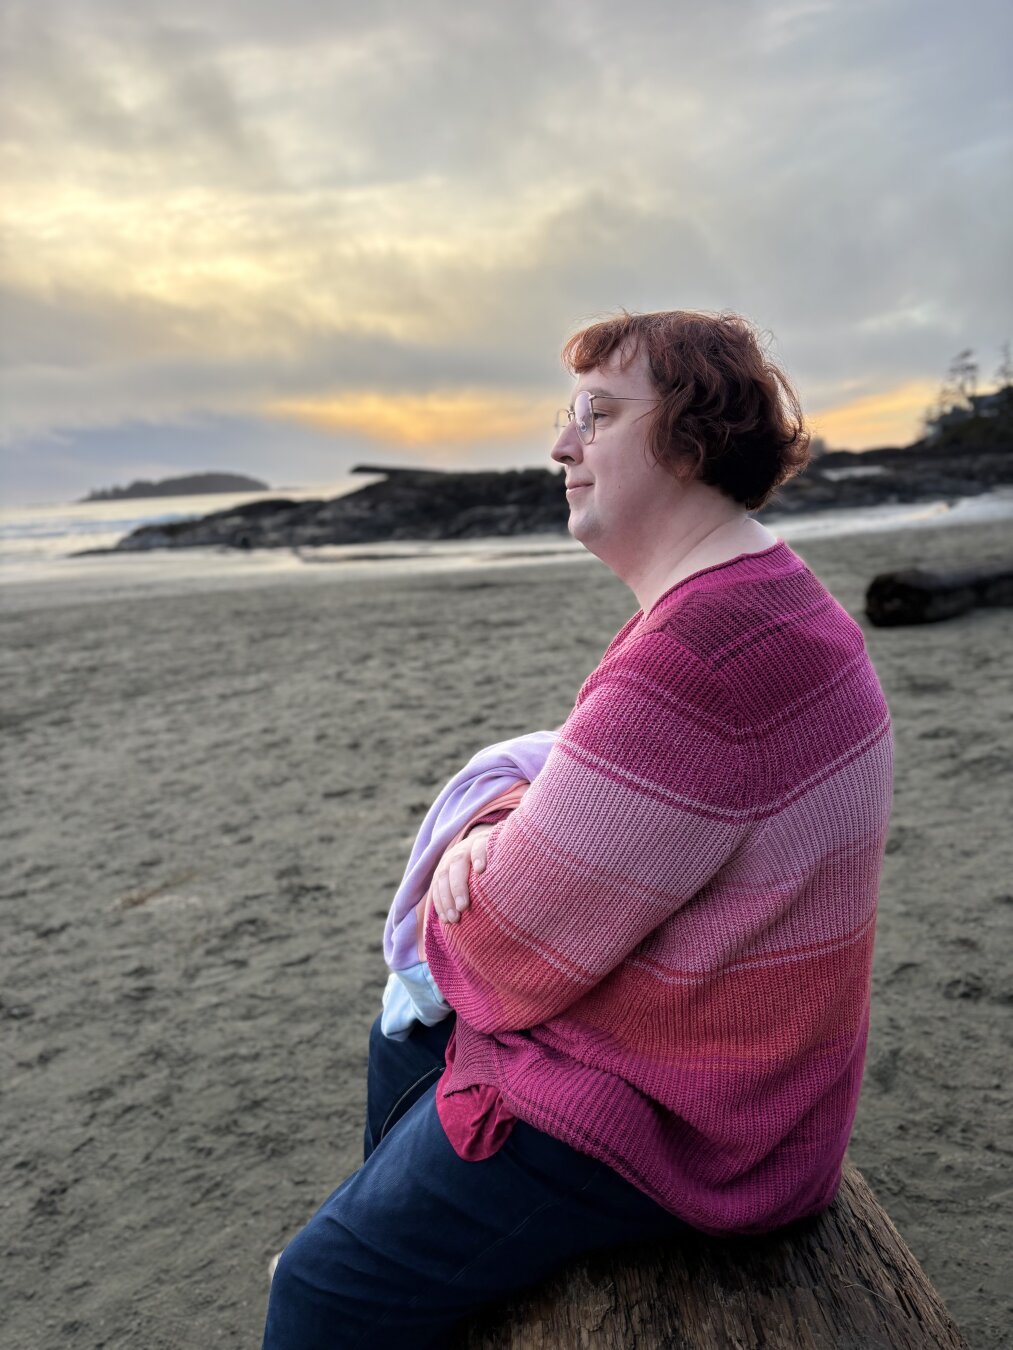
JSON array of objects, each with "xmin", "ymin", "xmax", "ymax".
[{"xmin": 561, "ymin": 310, "xmax": 811, "ymax": 511}]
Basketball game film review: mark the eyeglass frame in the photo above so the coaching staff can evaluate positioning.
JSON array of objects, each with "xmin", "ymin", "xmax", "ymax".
[{"xmin": 554, "ymin": 391, "xmax": 659, "ymax": 446}]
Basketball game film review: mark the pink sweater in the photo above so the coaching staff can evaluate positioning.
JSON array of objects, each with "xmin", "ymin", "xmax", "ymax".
[{"xmin": 425, "ymin": 542, "xmax": 894, "ymax": 1235}]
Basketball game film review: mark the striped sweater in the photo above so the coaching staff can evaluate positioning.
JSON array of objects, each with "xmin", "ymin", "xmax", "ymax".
[{"xmin": 425, "ymin": 541, "xmax": 894, "ymax": 1235}]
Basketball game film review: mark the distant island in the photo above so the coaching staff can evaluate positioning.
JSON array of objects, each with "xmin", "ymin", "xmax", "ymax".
[{"xmin": 81, "ymin": 472, "xmax": 269, "ymax": 502}]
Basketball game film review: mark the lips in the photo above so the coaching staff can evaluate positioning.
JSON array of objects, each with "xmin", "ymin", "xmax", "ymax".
[{"xmin": 565, "ymin": 482, "xmax": 591, "ymax": 492}]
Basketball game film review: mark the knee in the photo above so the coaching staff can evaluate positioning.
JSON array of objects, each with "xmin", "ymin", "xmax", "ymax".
[
  {"xmin": 263, "ymin": 1238, "xmax": 303, "ymax": 1347},
  {"xmin": 265, "ymin": 1231, "xmax": 310, "ymax": 1316},
  {"xmin": 264, "ymin": 1222, "xmax": 353, "ymax": 1347}
]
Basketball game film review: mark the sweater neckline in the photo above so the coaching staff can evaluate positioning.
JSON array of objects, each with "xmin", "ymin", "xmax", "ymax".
[{"xmin": 642, "ymin": 539, "xmax": 789, "ymax": 621}]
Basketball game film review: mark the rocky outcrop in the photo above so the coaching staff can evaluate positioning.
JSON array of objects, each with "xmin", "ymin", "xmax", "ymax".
[
  {"xmin": 101, "ymin": 468, "xmax": 566, "ymax": 552},
  {"xmin": 771, "ymin": 439, "xmax": 1013, "ymax": 516},
  {"xmin": 79, "ymin": 441, "xmax": 1012, "ymax": 554}
]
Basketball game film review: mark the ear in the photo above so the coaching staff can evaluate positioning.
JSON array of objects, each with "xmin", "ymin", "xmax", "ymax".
[
  {"xmin": 673, "ymin": 446, "xmax": 704, "ymax": 485},
  {"xmin": 659, "ymin": 452, "xmax": 696, "ymax": 485}
]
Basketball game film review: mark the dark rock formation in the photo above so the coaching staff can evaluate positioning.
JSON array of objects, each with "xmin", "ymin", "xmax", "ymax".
[
  {"xmin": 81, "ymin": 472, "xmax": 268, "ymax": 501},
  {"xmin": 76, "ymin": 437, "xmax": 1013, "ymax": 554},
  {"xmin": 87, "ymin": 469, "xmax": 566, "ymax": 553},
  {"xmin": 772, "ymin": 438, "xmax": 1013, "ymax": 517}
]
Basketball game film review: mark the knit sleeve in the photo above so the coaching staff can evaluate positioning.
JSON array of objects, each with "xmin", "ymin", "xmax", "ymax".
[{"xmin": 424, "ymin": 633, "xmax": 754, "ymax": 1034}]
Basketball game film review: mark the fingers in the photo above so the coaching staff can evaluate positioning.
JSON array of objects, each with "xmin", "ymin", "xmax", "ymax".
[
  {"xmin": 432, "ymin": 833, "xmax": 491, "ymax": 924},
  {"xmin": 437, "ymin": 856, "xmax": 470, "ymax": 924},
  {"xmin": 434, "ymin": 866, "xmax": 456, "ymax": 924},
  {"xmin": 457, "ymin": 853, "xmax": 479, "ymax": 908}
]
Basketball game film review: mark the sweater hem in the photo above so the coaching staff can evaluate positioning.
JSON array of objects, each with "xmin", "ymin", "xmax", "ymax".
[{"xmin": 442, "ymin": 1020, "xmax": 848, "ymax": 1236}]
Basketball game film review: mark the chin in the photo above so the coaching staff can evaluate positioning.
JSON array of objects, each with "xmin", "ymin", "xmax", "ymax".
[{"xmin": 567, "ymin": 512, "xmax": 602, "ymax": 551}]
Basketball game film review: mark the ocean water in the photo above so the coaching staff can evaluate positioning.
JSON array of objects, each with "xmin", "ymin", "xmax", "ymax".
[
  {"xmin": 0, "ymin": 477, "xmax": 379, "ymax": 568},
  {"xmin": 2, "ymin": 480, "xmax": 1011, "ymax": 596}
]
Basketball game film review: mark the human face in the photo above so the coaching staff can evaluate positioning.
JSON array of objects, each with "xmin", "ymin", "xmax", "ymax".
[{"xmin": 550, "ymin": 347, "xmax": 676, "ymax": 562}]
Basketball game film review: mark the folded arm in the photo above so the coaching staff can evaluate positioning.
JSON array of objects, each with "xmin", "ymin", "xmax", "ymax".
[{"xmin": 424, "ymin": 635, "xmax": 753, "ymax": 1033}]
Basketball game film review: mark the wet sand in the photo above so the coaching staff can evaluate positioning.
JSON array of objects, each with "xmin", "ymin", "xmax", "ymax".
[{"xmin": 2, "ymin": 517, "xmax": 1011, "ymax": 1348}]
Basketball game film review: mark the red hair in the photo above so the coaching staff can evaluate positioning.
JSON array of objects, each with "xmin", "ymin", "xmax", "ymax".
[{"xmin": 561, "ymin": 310, "xmax": 811, "ymax": 510}]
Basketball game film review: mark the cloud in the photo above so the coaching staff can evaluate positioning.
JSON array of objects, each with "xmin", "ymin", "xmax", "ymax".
[
  {"xmin": 2, "ymin": 0, "xmax": 1011, "ymax": 501},
  {"xmin": 2, "ymin": 10, "xmax": 281, "ymax": 192}
]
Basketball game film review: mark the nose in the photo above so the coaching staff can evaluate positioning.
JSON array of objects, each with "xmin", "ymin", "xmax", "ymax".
[{"xmin": 551, "ymin": 424, "xmax": 581, "ymax": 464}]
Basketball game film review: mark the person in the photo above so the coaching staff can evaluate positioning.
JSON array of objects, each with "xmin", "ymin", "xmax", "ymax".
[{"xmin": 262, "ymin": 309, "xmax": 894, "ymax": 1349}]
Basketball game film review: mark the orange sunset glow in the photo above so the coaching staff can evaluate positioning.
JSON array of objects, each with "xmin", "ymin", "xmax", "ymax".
[
  {"xmin": 266, "ymin": 393, "xmax": 552, "ymax": 450},
  {"xmin": 810, "ymin": 380, "xmax": 940, "ymax": 451}
]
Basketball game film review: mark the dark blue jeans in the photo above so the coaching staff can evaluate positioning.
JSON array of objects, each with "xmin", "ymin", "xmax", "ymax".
[{"xmin": 262, "ymin": 1012, "xmax": 693, "ymax": 1349}]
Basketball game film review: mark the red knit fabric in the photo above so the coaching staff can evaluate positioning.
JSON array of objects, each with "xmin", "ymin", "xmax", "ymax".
[
  {"xmin": 436, "ymin": 1022, "xmax": 517, "ymax": 1159},
  {"xmin": 425, "ymin": 542, "xmax": 893, "ymax": 1235}
]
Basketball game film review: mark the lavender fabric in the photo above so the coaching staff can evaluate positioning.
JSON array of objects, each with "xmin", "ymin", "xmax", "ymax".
[{"xmin": 383, "ymin": 730, "xmax": 557, "ymax": 972}]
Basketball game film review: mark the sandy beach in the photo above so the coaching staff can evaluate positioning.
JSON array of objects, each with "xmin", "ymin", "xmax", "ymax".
[{"xmin": 2, "ymin": 516, "xmax": 1011, "ymax": 1349}]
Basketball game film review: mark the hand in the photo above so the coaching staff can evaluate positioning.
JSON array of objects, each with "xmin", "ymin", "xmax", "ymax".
[{"xmin": 430, "ymin": 825, "xmax": 493, "ymax": 925}]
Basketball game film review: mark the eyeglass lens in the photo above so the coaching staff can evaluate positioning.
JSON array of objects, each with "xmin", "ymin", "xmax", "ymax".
[
  {"xmin": 554, "ymin": 391, "xmax": 595, "ymax": 444},
  {"xmin": 573, "ymin": 391, "xmax": 593, "ymax": 444}
]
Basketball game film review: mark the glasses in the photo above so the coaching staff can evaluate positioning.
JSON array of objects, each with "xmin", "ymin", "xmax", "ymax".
[{"xmin": 554, "ymin": 390, "xmax": 658, "ymax": 446}]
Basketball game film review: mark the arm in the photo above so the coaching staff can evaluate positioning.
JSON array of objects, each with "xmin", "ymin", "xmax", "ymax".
[
  {"xmin": 415, "ymin": 782, "xmax": 529, "ymax": 960},
  {"xmin": 424, "ymin": 634, "xmax": 752, "ymax": 1034}
]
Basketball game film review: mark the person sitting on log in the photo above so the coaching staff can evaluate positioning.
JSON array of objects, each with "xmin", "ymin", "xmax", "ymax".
[{"xmin": 262, "ymin": 309, "xmax": 895, "ymax": 1350}]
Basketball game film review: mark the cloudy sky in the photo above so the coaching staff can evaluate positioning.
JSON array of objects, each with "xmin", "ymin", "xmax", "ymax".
[{"xmin": 2, "ymin": 0, "xmax": 1010, "ymax": 504}]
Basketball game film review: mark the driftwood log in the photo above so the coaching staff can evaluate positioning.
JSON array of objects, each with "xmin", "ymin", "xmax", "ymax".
[
  {"xmin": 452, "ymin": 1162, "xmax": 966, "ymax": 1350},
  {"xmin": 865, "ymin": 561, "xmax": 1013, "ymax": 626}
]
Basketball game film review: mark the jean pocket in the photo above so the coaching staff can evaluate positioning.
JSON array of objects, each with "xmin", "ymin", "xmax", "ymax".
[{"xmin": 378, "ymin": 1065, "xmax": 444, "ymax": 1141}]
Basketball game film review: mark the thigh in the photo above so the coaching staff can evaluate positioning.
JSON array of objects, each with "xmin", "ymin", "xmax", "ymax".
[
  {"xmin": 364, "ymin": 1011, "xmax": 454, "ymax": 1159},
  {"xmin": 265, "ymin": 1085, "xmax": 692, "ymax": 1350}
]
